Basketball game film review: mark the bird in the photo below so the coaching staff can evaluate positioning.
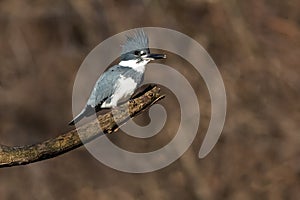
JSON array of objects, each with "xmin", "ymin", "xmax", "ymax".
[{"xmin": 69, "ymin": 29, "xmax": 166, "ymax": 125}]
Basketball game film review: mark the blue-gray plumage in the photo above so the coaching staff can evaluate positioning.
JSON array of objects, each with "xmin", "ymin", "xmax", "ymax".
[{"xmin": 69, "ymin": 29, "xmax": 166, "ymax": 125}]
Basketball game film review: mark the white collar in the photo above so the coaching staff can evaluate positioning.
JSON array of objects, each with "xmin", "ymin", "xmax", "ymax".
[{"xmin": 118, "ymin": 59, "xmax": 149, "ymax": 73}]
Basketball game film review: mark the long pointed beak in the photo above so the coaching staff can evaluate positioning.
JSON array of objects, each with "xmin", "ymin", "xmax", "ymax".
[{"xmin": 146, "ymin": 53, "xmax": 167, "ymax": 60}]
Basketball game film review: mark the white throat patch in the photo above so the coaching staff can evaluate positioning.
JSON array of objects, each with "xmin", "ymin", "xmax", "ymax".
[{"xmin": 119, "ymin": 59, "xmax": 149, "ymax": 73}]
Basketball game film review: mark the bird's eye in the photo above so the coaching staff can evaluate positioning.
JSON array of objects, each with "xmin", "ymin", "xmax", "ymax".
[{"xmin": 134, "ymin": 51, "xmax": 140, "ymax": 56}]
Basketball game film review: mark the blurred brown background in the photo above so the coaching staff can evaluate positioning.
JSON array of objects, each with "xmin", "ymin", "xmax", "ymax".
[{"xmin": 0, "ymin": 0, "xmax": 300, "ymax": 199}]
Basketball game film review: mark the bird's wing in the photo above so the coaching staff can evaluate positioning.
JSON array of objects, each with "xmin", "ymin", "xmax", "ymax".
[{"xmin": 87, "ymin": 65, "xmax": 131, "ymax": 108}]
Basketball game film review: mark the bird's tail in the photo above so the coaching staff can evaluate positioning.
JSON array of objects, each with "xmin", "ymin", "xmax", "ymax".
[{"xmin": 68, "ymin": 109, "xmax": 86, "ymax": 126}]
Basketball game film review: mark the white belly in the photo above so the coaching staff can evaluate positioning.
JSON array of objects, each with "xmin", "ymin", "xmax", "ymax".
[{"xmin": 101, "ymin": 75, "xmax": 137, "ymax": 108}]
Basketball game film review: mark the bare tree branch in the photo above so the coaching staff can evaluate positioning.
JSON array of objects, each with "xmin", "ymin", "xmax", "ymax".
[{"xmin": 0, "ymin": 86, "xmax": 164, "ymax": 168}]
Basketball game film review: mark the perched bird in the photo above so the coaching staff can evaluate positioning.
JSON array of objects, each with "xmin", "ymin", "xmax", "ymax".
[{"xmin": 69, "ymin": 29, "xmax": 166, "ymax": 125}]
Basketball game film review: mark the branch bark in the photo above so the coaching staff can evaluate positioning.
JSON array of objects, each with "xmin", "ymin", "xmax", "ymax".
[{"xmin": 0, "ymin": 86, "xmax": 164, "ymax": 168}]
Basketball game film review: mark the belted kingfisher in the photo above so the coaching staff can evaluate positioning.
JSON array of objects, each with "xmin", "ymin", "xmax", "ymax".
[{"xmin": 69, "ymin": 29, "xmax": 166, "ymax": 125}]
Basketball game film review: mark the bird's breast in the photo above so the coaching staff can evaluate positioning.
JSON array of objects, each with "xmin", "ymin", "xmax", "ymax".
[
  {"xmin": 117, "ymin": 75, "xmax": 137, "ymax": 92},
  {"xmin": 111, "ymin": 75, "xmax": 138, "ymax": 104}
]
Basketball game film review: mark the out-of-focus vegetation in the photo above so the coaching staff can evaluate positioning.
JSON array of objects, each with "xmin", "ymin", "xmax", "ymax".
[{"xmin": 0, "ymin": 0, "xmax": 299, "ymax": 199}]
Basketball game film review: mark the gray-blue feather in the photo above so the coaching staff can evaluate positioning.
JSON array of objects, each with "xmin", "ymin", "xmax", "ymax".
[
  {"xmin": 87, "ymin": 65, "xmax": 144, "ymax": 108},
  {"xmin": 121, "ymin": 29, "xmax": 149, "ymax": 56}
]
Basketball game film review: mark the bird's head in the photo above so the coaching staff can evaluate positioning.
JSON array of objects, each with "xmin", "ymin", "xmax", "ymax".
[{"xmin": 120, "ymin": 29, "xmax": 166, "ymax": 67}]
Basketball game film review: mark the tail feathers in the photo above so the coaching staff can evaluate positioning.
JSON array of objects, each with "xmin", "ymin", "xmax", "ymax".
[
  {"xmin": 69, "ymin": 105, "xmax": 97, "ymax": 126},
  {"xmin": 68, "ymin": 109, "xmax": 86, "ymax": 126}
]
